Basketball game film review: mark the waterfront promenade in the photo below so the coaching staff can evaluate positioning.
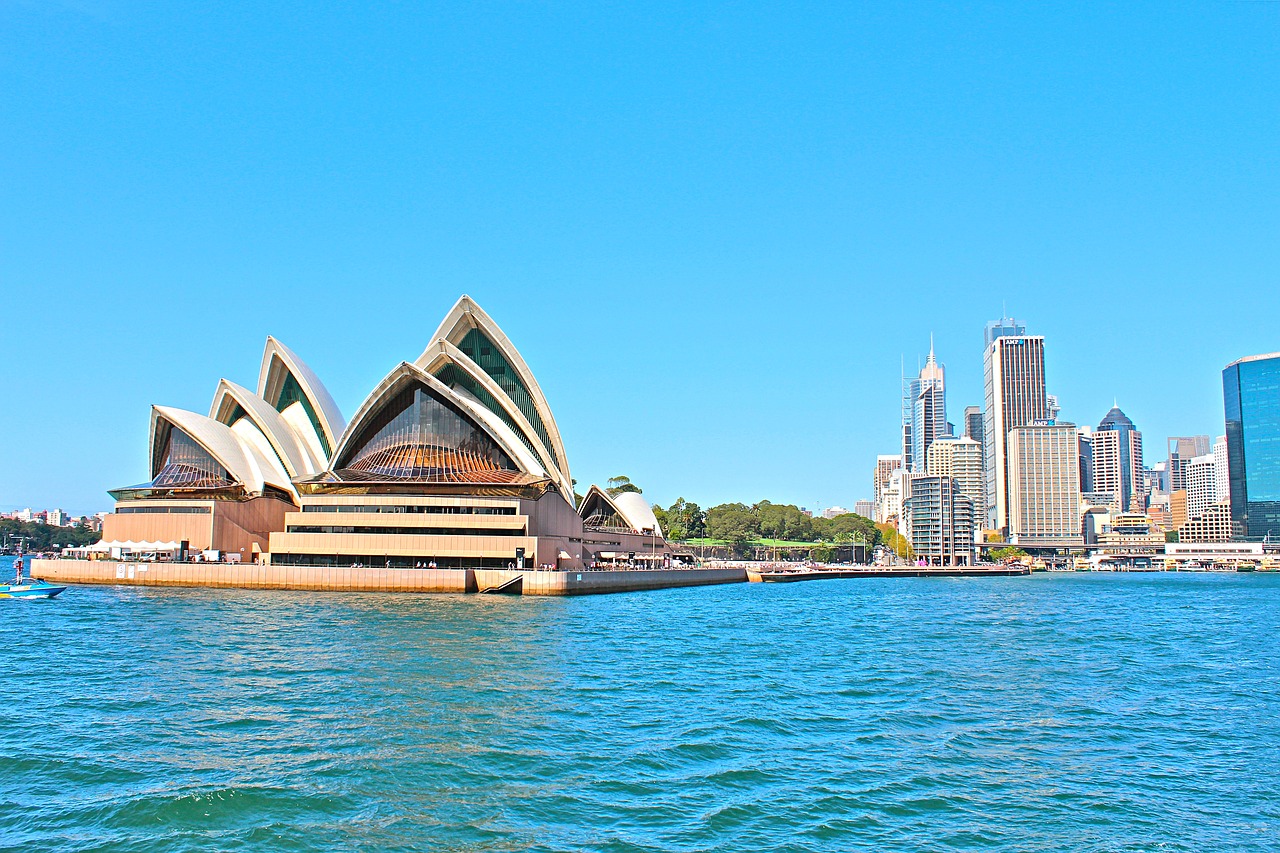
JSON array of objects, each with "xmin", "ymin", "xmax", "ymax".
[{"xmin": 31, "ymin": 558, "xmax": 748, "ymax": 596}]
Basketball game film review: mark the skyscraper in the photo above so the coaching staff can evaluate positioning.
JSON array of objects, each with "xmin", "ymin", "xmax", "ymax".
[
  {"xmin": 1212, "ymin": 435, "xmax": 1229, "ymax": 504},
  {"xmin": 1168, "ymin": 435, "xmax": 1211, "ymax": 493},
  {"xmin": 1186, "ymin": 453, "xmax": 1219, "ymax": 521},
  {"xmin": 902, "ymin": 341, "xmax": 948, "ymax": 473},
  {"xmin": 982, "ymin": 318, "xmax": 1048, "ymax": 535},
  {"xmin": 1090, "ymin": 406, "xmax": 1144, "ymax": 512},
  {"xmin": 910, "ymin": 343, "xmax": 947, "ymax": 472},
  {"xmin": 925, "ymin": 436, "xmax": 985, "ymax": 534},
  {"xmin": 1007, "ymin": 421, "xmax": 1082, "ymax": 544},
  {"xmin": 1223, "ymin": 352, "xmax": 1280, "ymax": 541},
  {"xmin": 872, "ymin": 454, "xmax": 902, "ymax": 523}
]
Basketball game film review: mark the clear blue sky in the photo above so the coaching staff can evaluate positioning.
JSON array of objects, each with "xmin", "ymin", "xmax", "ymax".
[{"xmin": 2, "ymin": 3, "xmax": 1277, "ymax": 516}]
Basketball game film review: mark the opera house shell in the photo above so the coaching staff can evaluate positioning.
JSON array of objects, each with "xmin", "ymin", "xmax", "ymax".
[{"xmin": 101, "ymin": 296, "xmax": 672, "ymax": 571}]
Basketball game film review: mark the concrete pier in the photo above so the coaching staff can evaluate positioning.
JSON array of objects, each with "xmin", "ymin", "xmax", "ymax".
[{"xmin": 30, "ymin": 559, "xmax": 748, "ymax": 597}]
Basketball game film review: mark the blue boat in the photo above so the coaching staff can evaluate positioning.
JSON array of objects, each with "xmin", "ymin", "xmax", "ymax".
[{"xmin": 0, "ymin": 556, "xmax": 68, "ymax": 600}]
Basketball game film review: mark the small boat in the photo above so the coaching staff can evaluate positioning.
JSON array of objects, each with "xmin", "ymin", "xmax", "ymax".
[{"xmin": 0, "ymin": 555, "xmax": 68, "ymax": 600}]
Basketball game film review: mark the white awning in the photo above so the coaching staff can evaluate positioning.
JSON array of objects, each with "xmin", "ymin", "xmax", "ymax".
[{"xmin": 81, "ymin": 540, "xmax": 181, "ymax": 552}]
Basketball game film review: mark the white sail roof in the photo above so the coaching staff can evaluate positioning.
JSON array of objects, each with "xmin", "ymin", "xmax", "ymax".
[
  {"xmin": 209, "ymin": 378, "xmax": 325, "ymax": 478},
  {"xmin": 256, "ymin": 336, "xmax": 346, "ymax": 458},
  {"xmin": 150, "ymin": 406, "xmax": 296, "ymax": 497},
  {"xmin": 414, "ymin": 296, "xmax": 572, "ymax": 491}
]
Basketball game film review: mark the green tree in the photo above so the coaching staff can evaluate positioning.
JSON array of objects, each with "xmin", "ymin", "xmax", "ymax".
[
  {"xmin": 705, "ymin": 503, "xmax": 759, "ymax": 543},
  {"xmin": 606, "ymin": 475, "xmax": 642, "ymax": 497},
  {"xmin": 0, "ymin": 519, "xmax": 98, "ymax": 552},
  {"xmin": 875, "ymin": 522, "xmax": 914, "ymax": 559},
  {"xmin": 825, "ymin": 513, "xmax": 880, "ymax": 546},
  {"xmin": 660, "ymin": 497, "xmax": 705, "ymax": 541},
  {"xmin": 1165, "ymin": 531, "xmax": 1179, "ymax": 543},
  {"xmin": 756, "ymin": 501, "xmax": 813, "ymax": 541},
  {"xmin": 990, "ymin": 546, "xmax": 1029, "ymax": 562}
]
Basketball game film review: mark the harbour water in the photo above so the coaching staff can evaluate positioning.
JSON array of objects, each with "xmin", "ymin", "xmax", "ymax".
[{"xmin": 3, "ymin": 559, "xmax": 1278, "ymax": 851}]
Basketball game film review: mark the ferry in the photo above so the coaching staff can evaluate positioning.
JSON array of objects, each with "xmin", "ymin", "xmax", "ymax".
[{"xmin": 0, "ymin": 555, "xmax": 68, "ymax": 600}]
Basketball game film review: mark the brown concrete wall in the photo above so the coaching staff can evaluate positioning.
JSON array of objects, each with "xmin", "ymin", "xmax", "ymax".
[
  {"xmin": 212, "ymin": 497, "xmax": 294, "ymax": 556},
  {"xmin": 33, "ymin": 560, "xmax": 745, "ymax": 596},
  {"xmin": 475, "ymin": 567, "xmax": 747, "ymax": 596},
  {"xmin": 102, "ymin": 497, "xmax": 293, "ymax": 556},
  {"xmin": 32, "ymin": 559, "xmax": 472, "ymax": 593},
  {"xmin": 103, "ymin": 506, "xmax": 215, "ymax": 550}
]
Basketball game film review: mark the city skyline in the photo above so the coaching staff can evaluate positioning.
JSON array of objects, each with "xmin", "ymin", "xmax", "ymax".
[{"xmin": 3, "ymin": 4, "xmax": 1276, "ymax": 514}]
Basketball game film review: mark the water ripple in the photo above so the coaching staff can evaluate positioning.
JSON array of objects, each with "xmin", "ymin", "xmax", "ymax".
[{"xmin": 2, "ymin": 568, "xmax": 1279, "ymax": 850}]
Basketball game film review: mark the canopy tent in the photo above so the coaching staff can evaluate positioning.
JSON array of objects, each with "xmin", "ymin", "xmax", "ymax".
[{"xmin": 70, "ymin": 540, "xmax": 181, "ymax": 554}]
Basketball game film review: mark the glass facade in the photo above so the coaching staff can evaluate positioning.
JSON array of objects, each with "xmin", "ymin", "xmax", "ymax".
[
  {"xmin": 456, "ymin": 329, "xmax": 559, "ymax": 469},
  {"xmin": 432, "ymin": 362, "xmax": 545, "ymax": 465},
  {"xmin": 151, "ymin": 428, "xmax": 236, "ymax": 489},
  {"xmin": 1224, "ymin": 355, "xmax": 1280, "ymax": 540},
  {"xmin": 301, "ymin": 504, "xmax": 515, "ymax": 515},
  {"xmin": 276, "ymin": 372, "xmax": 331, "ymax": 456},
  {"xmin": 337, "ymin": 381, "xmax": 519, "ymax": 481},
  {"xmin": 285, "ymin": 525, "xmax": 523, "ymax": 536}
]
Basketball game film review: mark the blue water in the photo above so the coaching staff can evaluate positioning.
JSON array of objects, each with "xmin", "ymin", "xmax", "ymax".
[{"xmin": 2, "ymin": 561, "xmax": 1278, "ymax": 852}]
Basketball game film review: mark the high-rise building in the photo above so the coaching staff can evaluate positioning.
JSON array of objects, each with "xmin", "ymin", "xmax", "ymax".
[
  {"xmin": 1007, "ymin": 421, "xmax": 1082, "ymax": 544},
  {"xmin": 1170, "ymin": 489, "xmax": 1188, "ymax": 531},
  {"xmin": 1212, "ymin": 435, "xmax": 1229, "ymax": 504},
  {"xmin": 907, "ymin": 476, "xmax": 974, "ymax": 566},
  {"xmin": 46, "ymin": 508, "xmax": 68, "ymax": 527},
  {"xmin": 1186, "ymin": 453, "xmax": 1220, "ymax": 522},
  {"xmin": 925, "ymin": 436, "xmax": 985, "ymax": 535},
  {"xmin": 1085, "ymin": 406, "xmax": 1144, "ymax": 512},
  {"xmin": 853, "ymin": 500, "xmax": 875, "ymax": 520},
  {"xmin": 1224, "ymin": 352, "xmax": 1280, "ymax": 540},
  {"xmin": 982, "ymin": 318, "xmax": 1048, "ymax": 535},
  {"xmin": 1144, "ymin": 461, "xmax": 1169, "ymax": 497},
  {"xmin": 962, "ymin": 405, "xmax": 984, "ymax": 467},
  {"xmin": 881, "ymin": 469, "xmax": 915, "ymax": 532},
  {"xmin": 872, "ymin": 455, "xmax": 902, "ymax": 523},
  {"xmin": 1168, "ymin": 435, "xmax": 1211, "ymax": 493},
  {"xmin": 903, "ymin": 341, "xmax": 948, "ymax": 473}
]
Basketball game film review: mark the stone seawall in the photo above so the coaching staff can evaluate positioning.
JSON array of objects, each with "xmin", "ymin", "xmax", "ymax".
[{"xmin": 31, "ymin": 560, "xmax": 747, "ymax": 597}]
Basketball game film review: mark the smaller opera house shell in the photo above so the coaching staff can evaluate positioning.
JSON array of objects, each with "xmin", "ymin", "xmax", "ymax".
[{"xmin": 103, "ymin": 296, "xmax": 671, "ymax": 570}]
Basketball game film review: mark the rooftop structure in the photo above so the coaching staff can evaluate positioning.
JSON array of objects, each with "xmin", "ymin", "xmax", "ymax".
[{"xmin": 99, "ymin": 296, "xmax": 671, "ymax": 571}]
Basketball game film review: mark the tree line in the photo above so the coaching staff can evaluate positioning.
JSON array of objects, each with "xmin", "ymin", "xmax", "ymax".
[
  {"xmin": 0, "ymin": 518, "xmax": 99, "ymax": 552},
  {"xmin": 652, "ymin": 497, "xmax": 883, "ymax": 547}
]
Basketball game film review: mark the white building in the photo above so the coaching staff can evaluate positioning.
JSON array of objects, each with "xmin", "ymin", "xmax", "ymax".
[
  {"xmin": 1212, "ymin": 435, "xmax": 1229, "ymax": 504},
  {"xmin": 46, "ymin": 508, "xmax": 68, "ymax": 527},
  {"xmin": 879, "ymin": 469, "xmax": 914, "ymax": 532},
  {"xmin": 982, "ymin": 319, "xmax": 1048, "ymax": 535},
  {"xmin": 853, "ymin": 500, "xmax": 875, "ymax": 519},
  {"xmin": 1186, "ymin": 453, "xmax": 1220, "ymax": 522},
  {"xmin": 872, "ymin": 455, "xmax": 902, "ymax": 523},
  {"xmin": 821, "ymin": 506, "xmax": 849, "ymax": 519},
  {"xmin": 926, "ymin": 436, "xmax": 985, "ymax": 536}
]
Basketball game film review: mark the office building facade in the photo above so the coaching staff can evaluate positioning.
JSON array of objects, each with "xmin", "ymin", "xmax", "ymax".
[
  {"xmin": 1223, "ymin": 352, "xmax": 1280, "ymax": 541},
  {"xmin": 983, "ymin": 319, "xmax": 1048, "ymax": 535},
  {"xmin": 1006, "ymin": 422, "xmax": 1082, "ymax": 544},
  {"xmin": 925, "ymin": 436, "xmax": 985, "ymax": 535}
]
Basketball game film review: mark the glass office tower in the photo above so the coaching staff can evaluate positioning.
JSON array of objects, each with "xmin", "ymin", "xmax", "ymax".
[{"xmin": 1223, "ymin": 353, "xmax": 1280, "ymax": 541}]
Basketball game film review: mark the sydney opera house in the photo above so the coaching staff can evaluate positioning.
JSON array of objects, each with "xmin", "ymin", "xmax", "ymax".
[{"xmin": 98, "ymin": 296, "xmax": 673, "ymax": 572}]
